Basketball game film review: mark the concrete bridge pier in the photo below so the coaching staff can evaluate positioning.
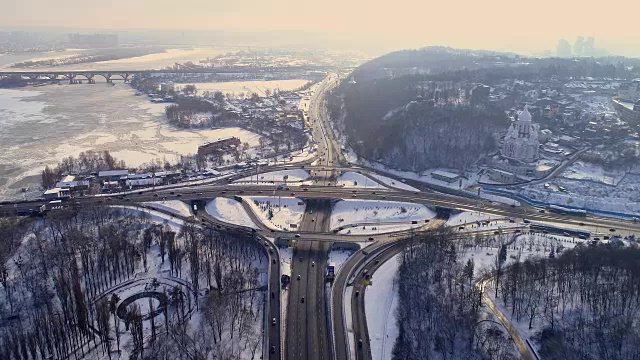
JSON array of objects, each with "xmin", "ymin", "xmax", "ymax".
[{"xmin": 86, "ymin": 74, "xmax": 95, "ymax": 84}]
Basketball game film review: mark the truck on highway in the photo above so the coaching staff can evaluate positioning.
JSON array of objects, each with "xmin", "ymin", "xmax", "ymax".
[{"xmin": 326, "ymin": 262, "xmax": 336, "ymax": 282}]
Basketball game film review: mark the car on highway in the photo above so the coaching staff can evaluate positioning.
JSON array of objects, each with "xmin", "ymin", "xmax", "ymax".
[
  {"xmin": 272, "ymin": 318, "xmax": 276, "ymax": 326},
  {"xmin": 368, "ymin": 237, "xmax": 374, "ymax": 241},
  {"xmin": 358, "ymin": 339, "xmax": 363, "ymax": 348},
  {"xmin": 295, "ymin": 234, "xmax": 301, "ymax": 238},
  {"xmin": 301, "ymin": 297, "xmax": 305, "ymax": 303},
  {"xmin": 271, "ymin": 345, "xmax": 276, "ymax": 354},
  {"xmin": 297, "ymin": 275, "xmax": 301, "ymax": 280},
  {"xmin": 311, "ymin": 261, "xmax": 315, "ymax": 266},
  {"xmin": 355, "ymin": 290, "xmax": 360, "ymax": 297}
]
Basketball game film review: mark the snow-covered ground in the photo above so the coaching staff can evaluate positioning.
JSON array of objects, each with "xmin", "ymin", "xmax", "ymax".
[
  {"xmin": 205, "ymin": 197, "xmax": 259, "ymax": 229},
  {"xmin": 561, "ymin": 161, "xmax": 626, "ymax": 185},
  {"xmin": 235, "ymin": 169, "xmax": 310, "ymax": 184},
  {"xmin": 336, "ymin": 171, "xmax": 387, "ymax": 189},
  {"xmin": 518, "ymin": 173, "xmax": 640, "ymax": 215},
  {"xmin": 464, "ymin": 235, "xmax": 585, "ymax": 359},
  {"xmin": 113, "ymin": 205, "xmax": 185, "ymax": 232},
  {"xmin": 366, "ymin": 163, "xmax": 479, "ymax": 191},
  {"xmin": 328, "ymin": 249, "xmax": 355, "ymax": 272},
  {"xmin": 366, "ymin": 254, "xmax": 401, "ymax": 360},
  {"xmin": 279, "ymin": 247, "xmax": 293, "ymax": 278},
  {"xmin": 344, "ymin": 286, "xmax": 357, "ymax": 360},
  {"xmin": 330, "ymin": 200, "xmax": 436, "ymax": 231},
  {"xmin": 143, "ymin": 200, "xmax": 193, "ymax": 218},
  {"xmin": 461, "ymin": 232, "xmax": 584, "ymax": 279},
  {"xmin": 243, "ymin": 196, "xmax": 305, "ymax": 231},
  {"xmin": 446, "ymin": 211, "xmax": 504, "ymax": 226},
  {"xmin": 369, "ymin": 174, "xmax": 420, "ymax": 191},
  {"xmin": 279, "ymin": 246, "xmax": 292, "ymax": 338},
  {"xmin": 338, "ymin": 224, "xmax": 425, "ymax": 235}
]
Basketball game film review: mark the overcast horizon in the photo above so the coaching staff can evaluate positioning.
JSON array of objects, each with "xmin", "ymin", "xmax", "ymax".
[{"xmin": 3, "ymin": 0, "xmax": 640, "ymax": 56}]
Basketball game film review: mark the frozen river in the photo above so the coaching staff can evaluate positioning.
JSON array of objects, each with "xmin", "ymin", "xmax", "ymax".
[
  {"xmin": 0, "ymin": 47, "xmax": 227, "ymax": 71},
  {"xmin": 0, "ymin": 83, "xmax": 261, "ymax": 201}
]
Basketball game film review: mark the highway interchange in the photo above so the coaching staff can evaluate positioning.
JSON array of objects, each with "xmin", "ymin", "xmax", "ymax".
[{"xmin": 2, "ymin": 73, "xmax": 640, "ymax": 360}]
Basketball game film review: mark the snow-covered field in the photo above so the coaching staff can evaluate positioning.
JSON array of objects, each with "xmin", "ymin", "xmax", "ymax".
[
  {"xmin": 235, "ymin": 169, "xmax": 310, "ymax": 184},
  {"xmin": 365, "ymin": 254, "xmax": 401, "ymax": 360},
  {"xmin": 519, "ymin": 174, "xmax": 640, "ymax": 215},
  {"xmin": 243, "ymin": 196, "xmax": 305, "ymax": 231},
  {"xmin": 143, "ymin": 200, "xmax": 193, "ymax": 218},
  {"xmin": 336, "ymin": 171, "xmax": 386, "ymax": 189},
  {"xmin": 330, "ymin": 200, "xmax": 436, "ymax": 231},
  {"xmin": 561, "ymin": 161, "xmax": 626, "ymax": 185},
  {"xmin": 461, "ymin": 232, "xmax": 584, "ymax": 278},
  {"xmin": 369, "ymin": 174, "xmax": 420, "ymax": 191},
  {"xmin": 205, "ymin": 197, "xmax": 259, "ymax": 229}
]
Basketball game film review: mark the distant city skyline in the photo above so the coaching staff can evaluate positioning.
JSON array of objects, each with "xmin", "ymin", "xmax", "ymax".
[{"xmin": 2, "ymin": 0, "xmax": 640, "ymax": 56}]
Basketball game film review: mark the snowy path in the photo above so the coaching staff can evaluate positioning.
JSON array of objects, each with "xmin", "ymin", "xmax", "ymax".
[{"xmin": 365, "ymin": 254, "xmax": 401, "ymax": 360}]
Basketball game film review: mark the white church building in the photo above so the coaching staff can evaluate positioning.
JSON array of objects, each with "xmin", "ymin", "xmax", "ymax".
[{"xmin": 501, "ymin": 107, "xmax": 540, "ymax": 163}]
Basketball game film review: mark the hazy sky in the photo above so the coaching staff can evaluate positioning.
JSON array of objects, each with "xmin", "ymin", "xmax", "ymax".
[{"xmin": 4, "ymin": 0, "xmax": 640, "ymax": 55}]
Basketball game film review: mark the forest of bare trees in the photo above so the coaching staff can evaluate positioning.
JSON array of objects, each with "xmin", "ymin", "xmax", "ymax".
[
  {"xmin": 496, "ymin": 243, "xmax": 640, "ymax": 360},
  {"xmin": 328, "ymin": 73, "xmax": 508, "ymax": 172},
  {"xmin": 0, "ymin": 206, "xmax": 266, "ymax": 359},
  {"xmin": 392, "ymin": 230, "xmax": 517, "ymax": 360}
]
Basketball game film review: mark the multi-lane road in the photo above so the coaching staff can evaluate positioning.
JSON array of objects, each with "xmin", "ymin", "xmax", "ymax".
[
  {"xmin": 285, "ymin": 74, "xmax": 340, "ymax": 360},
  {"xmin": 287, "ymin": 200, "xmax": 332, "ymax": 360}
]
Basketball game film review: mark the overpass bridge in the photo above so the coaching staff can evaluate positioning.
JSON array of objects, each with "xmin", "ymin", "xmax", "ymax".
[{"xmin": 0, "ymin": 65, "xmax": 331, "ymax": 84}]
